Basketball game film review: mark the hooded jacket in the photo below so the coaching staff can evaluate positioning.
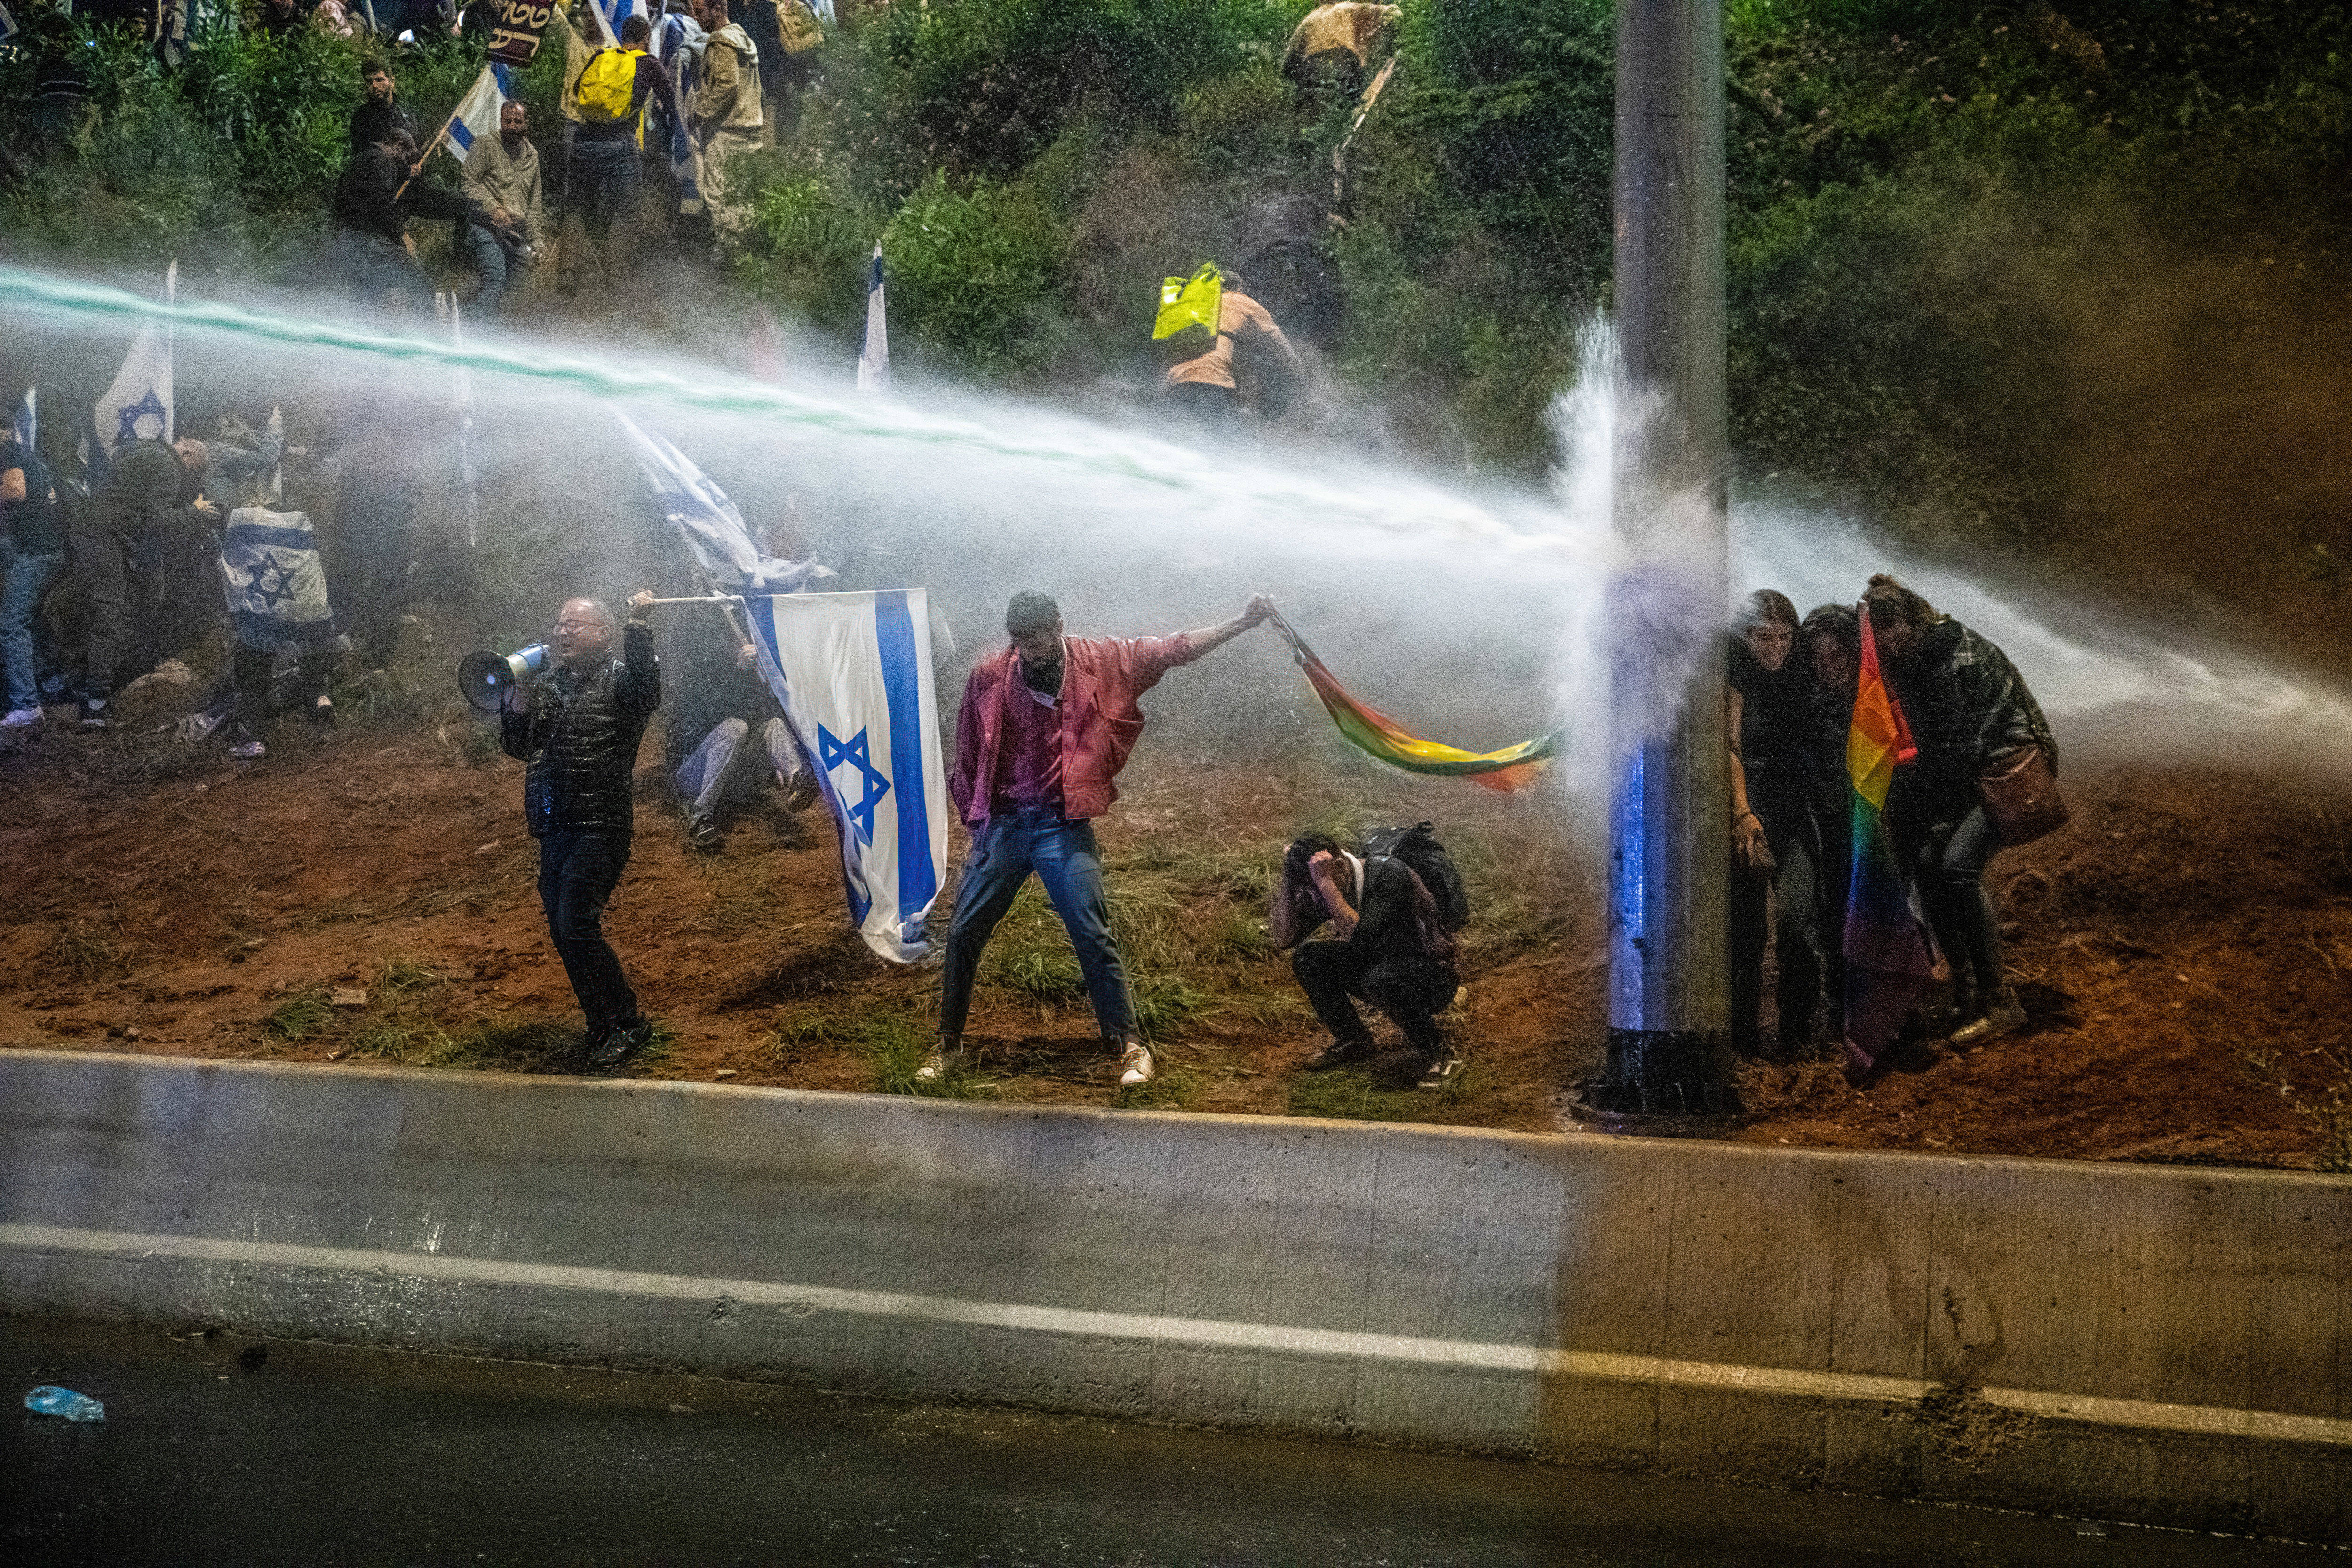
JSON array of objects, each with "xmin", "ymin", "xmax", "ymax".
[
  {"xmin": 950, "ymin": 633, "xmax": 1199, "ymax": 828},
  {"xmin": 693, "ymin": 21, "xmax": 764, "ymax": 137},
  {"xmin": 1887, "ymin": 616, "xmax": 2056, "ymax": 820},
  {"xmin": 501, "ymin": 620, "xmax": 662, "ymax": 836}
]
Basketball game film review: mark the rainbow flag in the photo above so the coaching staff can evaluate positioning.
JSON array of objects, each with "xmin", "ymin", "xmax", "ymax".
[
  {"xmin": 1842, "ymin": 607, "xmax": 1937, "ymax": 1076},
  {"xmin": 1271, "ymin": 614, "xmax": 1560, "ymax": 793}
]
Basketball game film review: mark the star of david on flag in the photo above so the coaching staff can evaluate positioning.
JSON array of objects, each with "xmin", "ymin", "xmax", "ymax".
[
  {"xmin": 219, "ymin": 507, "xmax": 342, "ymax": 649},
  {"xmin": 818, "ymin": 724, "xmax": 891, "ymax": 845},
  {"xmin": 95, "ymin": 261, "xmax": 175, "ymax": 462},
  {"xmin": 742, "ymin": 589, "xmax": 948, "ymax": 964}
]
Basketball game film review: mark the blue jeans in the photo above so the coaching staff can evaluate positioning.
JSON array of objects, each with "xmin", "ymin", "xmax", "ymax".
[
  {"xmin": 466, "ymin": 223, "xmax": 532, "ymax": 314},
  {"xmin": 571, "ymin": 137, "xmax": 642, "ymax": 254},
  {"xmin": 0, "ymin": 542, "xmax": 62, "ymax": 714},
  {"xmin": 940, "ymin": 808, "xmax": 1136, "ymax": 1040}
]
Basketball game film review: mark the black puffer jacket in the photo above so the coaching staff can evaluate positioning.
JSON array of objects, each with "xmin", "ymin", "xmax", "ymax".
[
  {"xmin": 1887, "ymin": 616, "xmax": 2056, "ymax": 824},
  {"xmin": 501, "ymin": 621, "xmax": 661, "ymax": 836}
]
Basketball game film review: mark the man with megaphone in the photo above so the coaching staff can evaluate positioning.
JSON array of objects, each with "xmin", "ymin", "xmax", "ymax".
[{"xmin": 499, "ymin": 590, "xmax": 664, "ymax": 1070}]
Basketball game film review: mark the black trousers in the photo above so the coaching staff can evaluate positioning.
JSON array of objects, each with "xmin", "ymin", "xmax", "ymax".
[
  {"xmin": 231, "ymin": 643, "xmax": 339, "ymax": 740},
  {"xmin": 1292, "ymin": 940, "xmax": 1457, "ymax": 1058},
  {"xmin": 1729, "ymin": 788, "xmax": 1827, "ymax": 1057},
  {"xmin": 537, "ymin": 828, "xmax": 640, "ymax": 1036}
]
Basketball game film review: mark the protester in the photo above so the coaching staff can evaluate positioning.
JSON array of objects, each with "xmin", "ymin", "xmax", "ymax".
[
  {"xmin": 200, "ymin": 408, "xmax": 286, "ymax": 510},
  {"xmin": 1800, "ymin": 601, "xmax": 1863, "ymax": 1044},
  {"xmin": 255, "ymin": 0, "xmax": 308, "ymax": 40},
  {"xmin": 332, "ymin": 428, "xmax": 429, "ymax": 667},
  {"xmin": 930, "ymin": 589, "xmax": 1278, "ymax": 1091},
  {"xmin": 70, "ymin": 437, "xmax": 215, "ymax": 729},
  {"xmin": 28, "ymin": 8, "xmax": 94, "ymax": 152},
  {"xmin": 765, "ymin": 0, "xmax": 826, "ymax": 127},
  {"xmin": 1725, "ymin": 589, "xmax": 1827, "ymax": 1059},
  {"xmin": 349, "ymin": 59, "xmax": 420, "ymax": 152},
  {"xmin": 1271, "ymin": 829, "xmax": 1463, "ymax": 1089},
  {"xmin": 571, "ymin": 15, "xmax": 681, "ymax": 275},
  {"xmin": 0, "ymin": 428, "xmax": 64, "ymax": 730},
  {"xmin": 1280, "ymin": 2, "xmax": 1400, "ymax": 101},
  {"xmin": 661, "ymin": 609, "xmax": 810, "ymax": 851},
  {"xmin": 1866, "ymin": 573, "xmax": 2058, "ymax": 1049},
  {"xmin": 687, "ymin": 0, "xmax": 763, "ymax": 245},
  {"xmin": 461, "ymin": 100, "xmax": 550, "ymax": 314},
  {"xmin": 217, "ymin": 486, "xmax": 347, "ymax": 760},
  {"xmin": 312, "ymin": 0, "xmax": 361, "ymax": 37},
  {"xmin": 500, "ymin": 592, "xmax": 663, "ymax": 1069},
  {"xmin": 1160, "ymin": 274, "xmax": 1306, "ymax": 427},
  {"xmin": 331, "ymin": 129, "xmax": 496, "ymax": 310}
]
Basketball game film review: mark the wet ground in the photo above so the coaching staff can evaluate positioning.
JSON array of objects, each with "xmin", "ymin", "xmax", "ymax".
[{"xmin": 1, "ymin": 1316, "xmax": 2332, "ymax": 1566}]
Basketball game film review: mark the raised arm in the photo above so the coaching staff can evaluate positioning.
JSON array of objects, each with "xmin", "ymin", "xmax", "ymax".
[{"xmin": 1180, "ymin": 593, "xmax": 1276, "ymax": 659}]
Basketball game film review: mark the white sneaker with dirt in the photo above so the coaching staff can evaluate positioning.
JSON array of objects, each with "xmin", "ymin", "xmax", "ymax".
[
  {"xmin": 230, "ymin": 739, "xmax": 266, "ymax": 760},
  {"xmin": 1117, "ymin": 1040, "xmax": 1155, "ymax": 1088},
  {"xmin": 2, "ymin": 708, "xmax": 40, "ymax": 729},
  {"xmin": 1416, "ymin": 1051, "xmax": 1465, "ymax": 1091},
  {"xmin": 915, "ymin": 1040, "xmax": 962, "ymax": 1082}
]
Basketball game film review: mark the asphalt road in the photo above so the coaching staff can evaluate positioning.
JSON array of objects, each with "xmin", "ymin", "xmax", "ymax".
[{"xmin": 1, "ymin": 1315, "xmax": 2329, "ymax": 1567}]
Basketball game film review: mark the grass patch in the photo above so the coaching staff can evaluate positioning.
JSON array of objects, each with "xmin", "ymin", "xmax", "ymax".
[
  {"xmin": 46, "ymin": 919, "xmax": 125, "ymax": 983},
  {"xmin": 2244, "ymin": 1046, "xmax": 2352, "ymax": 1174},
  {"xmin": 689, "ymin": 862, "xmax": 787, "ymax": 937},
  {"xmin": 1287, "ymin": 1055, "xmax": 1484, "ymax": 1125},
  {"xmin": 263, "ymin": 987, "xmax": 336, "ymax": 1042},
  {"xmin": 1111, "ymin": 1059, "xmax": 1203, "ymax": 1112},
  {"xmin": 866, "ymin": 1014, "xmax": 995, "ymax": 1099},
  {"xmin": 377, "ymin": 957, "xmax": 445, "ymax": 996}
]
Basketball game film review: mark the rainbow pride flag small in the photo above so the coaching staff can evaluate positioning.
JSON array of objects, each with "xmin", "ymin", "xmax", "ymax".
[
  {"xmin": 1270, "ymin": 613, "xmax": 1560, "ymax": 793},
  {"xmin": 1842, "ymin": 605, "xmax": 1937, "ymax": 1076}
]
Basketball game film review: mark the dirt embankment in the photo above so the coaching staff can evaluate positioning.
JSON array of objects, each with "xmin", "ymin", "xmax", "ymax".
[{"xmin": 1, "ymin": 711, "xmax": 2346, "ymax": 1169}]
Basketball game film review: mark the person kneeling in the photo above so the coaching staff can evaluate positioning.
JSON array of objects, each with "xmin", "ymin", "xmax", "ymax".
[{"xmin": 1271, "ymin": 832, "xmax": 1461, "ymax": 1089}]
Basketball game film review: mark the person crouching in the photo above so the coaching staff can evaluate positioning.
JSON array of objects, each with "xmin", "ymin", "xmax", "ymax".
[
  {"xmin": 500, "ymin": 591, "xmax": 662, "ymax": 1069},
  {"xmin": 1271, "ymin": 831, "xmax": 1462, "ymax": 1089}
]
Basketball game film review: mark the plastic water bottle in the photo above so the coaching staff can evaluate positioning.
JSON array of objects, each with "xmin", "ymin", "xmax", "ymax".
[{"xmin": 24, "ymin": 1385, "xmax": 105, "ymax": 1422}]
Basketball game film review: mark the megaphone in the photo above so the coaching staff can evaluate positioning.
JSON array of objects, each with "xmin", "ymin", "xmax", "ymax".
[{"xmin": 458, "ymin": 643, "xmax": 551, "ymax": 715}]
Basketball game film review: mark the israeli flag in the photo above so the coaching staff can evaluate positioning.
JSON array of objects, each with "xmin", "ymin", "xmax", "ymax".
[
  {"xmin": 856, "ymin": 245, "xmax": 889, "ymax": 392},
  {"xmin": 588, "ymin": 0, "xmax": 634, "ymax": 46},
  {"xmin": 613, "ymin": 411, "xmax": 833, "ymax": 593},
  {"xmin": 220, "ymin": 508, "xmax": 342, "ymax": 650},
  {"xmin": 745, "ymin": 589, "xmax": 947, "ymax": 963},
  {"xmin": 441, "ymin": 63, "xmax": 514, "ymax": 163},
  {"xmin": 655, "ymin": 10, "xmax": 705, "ymax": 213},
  {"xmin": 10, "ymin": 387, "xmax": 31, "ymax": 453},
  {"xmin": 95, "ymin": 261, "xmax": 175, "ymax": 460}
]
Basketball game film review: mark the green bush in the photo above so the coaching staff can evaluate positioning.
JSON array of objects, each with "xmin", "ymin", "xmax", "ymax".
[{"xmin": 881, "ymin": 170, "xmax": 1068, "ymax": 376}]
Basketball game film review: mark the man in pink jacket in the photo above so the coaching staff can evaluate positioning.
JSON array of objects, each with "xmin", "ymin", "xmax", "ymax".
[{"xmin": 928, "ymin": 589, "xmax": 1278, "ymax": 1092}]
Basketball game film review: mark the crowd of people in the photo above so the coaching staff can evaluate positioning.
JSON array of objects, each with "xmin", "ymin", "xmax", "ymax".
[{"xmin": 1725, "ymin": 576, "xmax": 2057, "ymax": 1082}]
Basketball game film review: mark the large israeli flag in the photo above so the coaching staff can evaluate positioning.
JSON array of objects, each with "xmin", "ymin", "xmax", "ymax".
[
  {"xmin": 745, "ymin": 590, "xmax": 946, "ymax": 963},
  {"xmin": 654, "ymin": 9, "xmax": 705, "ymax": 213},
  {"xmin": 220, "ymin": 507, "xmax": 342, "ymax": 649},
  {"xmin": 95, "ymin": 261, "xmax": 175, "ymax": 461},
  {"xmin": 440, "ymin": 63, "xmax": 515, "ymax": 163},
  {"xmin": 613, "ymin": 411, "xmax": 833, "ymax": 593}
]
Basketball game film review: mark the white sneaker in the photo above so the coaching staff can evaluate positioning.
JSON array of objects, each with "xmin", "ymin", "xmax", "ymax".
[
  {"xmin": 1117, "ymin": 1040, "xmax": 1155, "ymax": 1088},
  {"xmin": 1, "ymin": 708, "xmax": 40, "ymax": 729},
  {"xmin": 230, "ymin": 739, "xmax": 266, "ymax": 760},
  {"xmin": 914, "ymin": 1039, "xmax": 961, "ymax": 1082}
]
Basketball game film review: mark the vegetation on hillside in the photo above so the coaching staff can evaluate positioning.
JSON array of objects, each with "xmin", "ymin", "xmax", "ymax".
[{"xmin": 4, "ymin": 1, "xmax": 2349, "ymax": 600}]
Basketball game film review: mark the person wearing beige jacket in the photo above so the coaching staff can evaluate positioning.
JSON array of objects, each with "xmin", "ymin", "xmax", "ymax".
[{"xmin": 687, "ymin": 0, "xmax": 764, "ymax": 244}]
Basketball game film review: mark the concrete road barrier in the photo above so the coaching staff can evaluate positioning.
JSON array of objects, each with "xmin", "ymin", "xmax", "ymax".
[{"xmin": 1, "ymin": 1049, "xmax": 2344, "ymax": 1541}]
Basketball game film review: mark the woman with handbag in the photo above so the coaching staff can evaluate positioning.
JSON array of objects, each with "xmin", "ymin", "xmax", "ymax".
[
  {"xmin": 1863, "ymin": 574, "xmax": 2063, "ymax": 1049},
  {"xmin": 1726, "ymin": 589, "xmax": 1828, "ymax": 1059}
]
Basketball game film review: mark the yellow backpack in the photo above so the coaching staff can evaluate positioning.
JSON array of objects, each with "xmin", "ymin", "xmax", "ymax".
[
  {"xmin": 1153, "ymin": 263, "xmax": 1224, "ymax": 359},
  {"xmin": 575, "ymin": 47, "xmax": 641, "ymax": 124}
]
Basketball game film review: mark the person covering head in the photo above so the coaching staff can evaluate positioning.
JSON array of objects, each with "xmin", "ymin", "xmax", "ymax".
[
  {"xmin": 930, "ymin": 589, "xmax": 1278, "ymax": 1095},
  {"xmin": 1725, "ymin": 585, "xmax": 1827, "ymax": 1059},
  {"xmin": 69, "ymin": 436, "xmax": 220, "ymax": 727},
  {"xmin": 1271, "ymin": 824, "xmax": 1462, "ymax": 1087}
]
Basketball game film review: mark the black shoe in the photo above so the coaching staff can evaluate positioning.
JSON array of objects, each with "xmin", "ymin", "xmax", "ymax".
[
  {"xmin": 1304, "ymin": 1035, "xmax": 1376, "ymax": 1070},
  {"xmin": 588, "ymin": 1019, "xmax": 653, "ymax": 1070},
  {"xmin": 686, "ymin": 812, "xmax": 723, "ymax": 854}
]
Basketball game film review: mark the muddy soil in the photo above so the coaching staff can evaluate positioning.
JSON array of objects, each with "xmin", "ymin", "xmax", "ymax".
[{"xmin": 1, "ymin": 707, "xmax": 2345, "ymax": 1169}]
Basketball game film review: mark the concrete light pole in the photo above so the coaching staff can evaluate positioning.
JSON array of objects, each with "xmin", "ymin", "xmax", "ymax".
[{"xmin": 1576, "ymin": 0, "xmax": 1741, "ymax": 1130}]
